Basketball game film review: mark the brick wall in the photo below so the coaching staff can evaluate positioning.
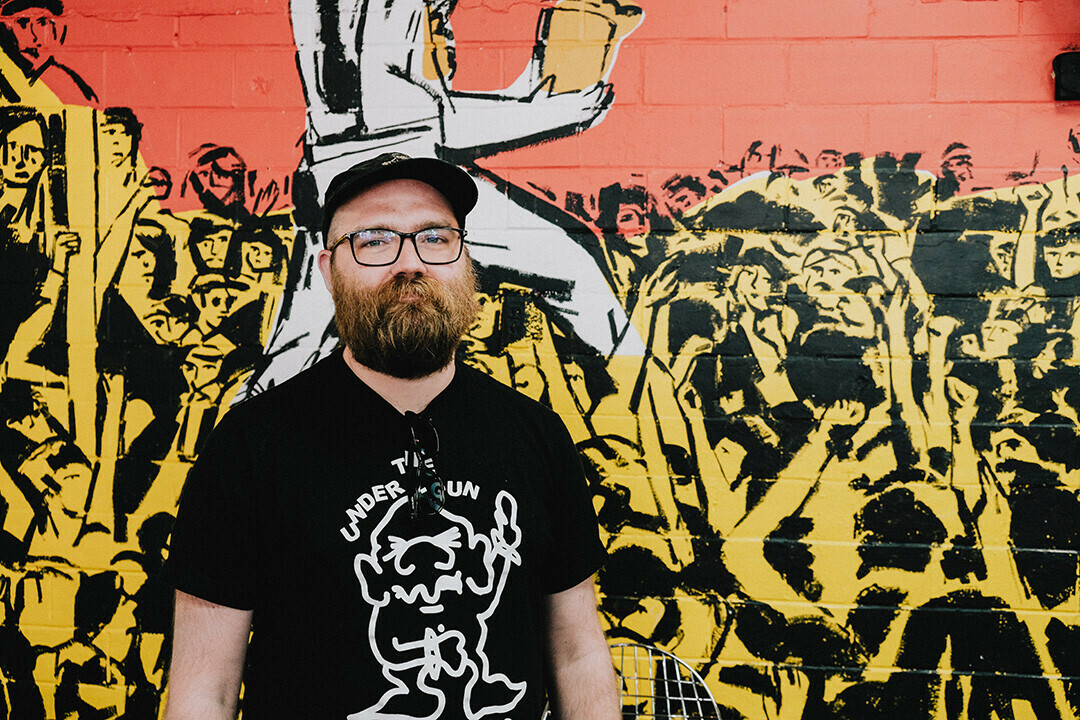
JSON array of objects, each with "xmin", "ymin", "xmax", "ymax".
[{"xmin": 1, "ymin": 0, "xmax": 1079, "ymax": 717}]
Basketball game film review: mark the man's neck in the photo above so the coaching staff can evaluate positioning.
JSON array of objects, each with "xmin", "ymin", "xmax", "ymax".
[{"xmin": 341, "ymin": 346, "xmax": 455, "ymax": 414}]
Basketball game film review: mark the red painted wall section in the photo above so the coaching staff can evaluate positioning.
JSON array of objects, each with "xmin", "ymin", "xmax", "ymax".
[
  {"xmin": 452, "ymin": 0, "xmax": 1079, "ymax": 200},
  {"xmin": 50, "ymin": 1, "xmax": 1080, "ymax": 203},
  {"xmin": 59, "ymin": 0, "xmax": 305, "ymax": 211}
]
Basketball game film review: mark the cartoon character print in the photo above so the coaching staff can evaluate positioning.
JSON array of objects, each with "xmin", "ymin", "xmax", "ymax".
[{"xmin": 350, "ymin": 490, "xmax": 525, "ymax": 720}]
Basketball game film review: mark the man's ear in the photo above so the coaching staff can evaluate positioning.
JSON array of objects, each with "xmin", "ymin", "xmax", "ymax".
[{"xmin": 316, "ymin": 247, "xmax": 334, "ymax": 292}]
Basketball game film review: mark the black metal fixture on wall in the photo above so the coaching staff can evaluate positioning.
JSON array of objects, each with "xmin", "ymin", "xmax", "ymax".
[{"xmin": 1054, "ymin": 51, "xmax": 1080, "ymax": 101}]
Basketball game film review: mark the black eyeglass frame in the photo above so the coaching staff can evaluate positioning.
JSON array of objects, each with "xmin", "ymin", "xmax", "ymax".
[
  {"xmin": 328, "ymin": 227, "xmax": 468, "ymax": 267},
  {"xmin": 404, "ymin": 412, "xmax": 446, "ymax": 519}
]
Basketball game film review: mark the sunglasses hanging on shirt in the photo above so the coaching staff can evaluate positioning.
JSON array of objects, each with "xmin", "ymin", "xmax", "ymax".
[{"xmin": 404, "ymin": 411, "xmax": 446, "ymax": 520}]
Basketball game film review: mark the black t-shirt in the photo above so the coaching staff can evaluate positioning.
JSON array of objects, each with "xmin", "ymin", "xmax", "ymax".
[{"xmin": 164, "ymin": 352, "xmax": 605, "ymax": 719}]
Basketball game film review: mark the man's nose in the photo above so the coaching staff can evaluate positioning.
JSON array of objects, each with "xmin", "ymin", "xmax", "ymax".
[{"xmin": 393, "ymin": 237, "xmax": 427, "ymax": 275}]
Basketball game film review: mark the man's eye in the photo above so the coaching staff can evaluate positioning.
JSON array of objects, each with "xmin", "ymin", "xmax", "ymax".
[
  {"xmin": 355, "ymin": 231, "xmax": 394, "ymax": 248},
  {"xmin": 417, "ymin": 232, "xmax": 447, "ymax": 245}
]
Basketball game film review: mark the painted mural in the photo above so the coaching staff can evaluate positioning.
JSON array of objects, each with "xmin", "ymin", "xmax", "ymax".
[{"xmin": 1, "ymin": 0, "xmax": 1080, "ymax": 719}]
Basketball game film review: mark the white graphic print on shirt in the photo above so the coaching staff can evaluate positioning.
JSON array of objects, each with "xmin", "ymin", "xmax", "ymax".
[{"xmin": 349, "ymin": 490, "xmax": 526, "ymax": 720}]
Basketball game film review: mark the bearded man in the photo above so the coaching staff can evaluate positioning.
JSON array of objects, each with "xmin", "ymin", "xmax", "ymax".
[{"xmin": 162, "ymin": 154, "xmax": 618, "ymax": 720}]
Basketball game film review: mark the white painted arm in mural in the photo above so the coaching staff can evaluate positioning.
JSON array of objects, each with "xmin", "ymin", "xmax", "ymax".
[
  {"xmin": 545, "ymin": 575, "xmax": 619, "ymax": 720},
  {"xmin": 163, "ymin": 590, "xmax": 252, "ymax": 720},
  {"xmin": 440, "ymin": 80, "xmax": 614, "ymax": 157},
  {"xmin": 291, "ymin": 0, "xmax": 614, "ymax": 154},
  {"xmin": 438, "ymin": 5, "xmax": 631, "ymax": 156}
]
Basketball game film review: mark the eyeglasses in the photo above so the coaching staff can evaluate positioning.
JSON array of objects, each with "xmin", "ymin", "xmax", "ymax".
[
  {"xmin": 329, "ymin": 227, "xmax": 466, "ymax": 266},
  {"xmin": 404, "ymin": 411, "xmax": 446, "ymax": 519}
]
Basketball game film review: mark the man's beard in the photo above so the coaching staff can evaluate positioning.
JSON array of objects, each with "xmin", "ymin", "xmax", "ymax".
[{"xmin": 331, "ymin": 260, "xmax": 480, "ymax": 379}]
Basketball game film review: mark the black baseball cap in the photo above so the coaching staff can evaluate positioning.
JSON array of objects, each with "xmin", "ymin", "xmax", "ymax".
[{"xmin": 321, "ymin": 153, "xmax": 479, "ymax": 243}]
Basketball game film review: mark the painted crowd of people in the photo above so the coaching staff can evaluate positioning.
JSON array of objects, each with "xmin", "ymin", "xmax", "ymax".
[{"xmin": 483, "ymin": 135, "xmax": 1080, "ymax": 718}]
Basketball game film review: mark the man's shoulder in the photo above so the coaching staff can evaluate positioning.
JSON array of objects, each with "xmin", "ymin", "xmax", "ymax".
[
  {"xmin": 450, "ymin": 362, "xmax": 564, "ymax": 425},
  {"xmin": 221, "ymin": 352, "xmax": 347, "ymax": 429},
  {"xmin": 454, "ymin": 362, "xmax": 529, "ymax": 401}
]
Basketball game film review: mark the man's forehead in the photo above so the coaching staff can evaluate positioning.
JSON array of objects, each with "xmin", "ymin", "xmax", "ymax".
[
  {"xmin": 354, "ymin": 177, "xmax": 451, "ymax": 204},
  {"xmin": 330, "ymin": 178, "xmax": 456, "ymax": 229}
]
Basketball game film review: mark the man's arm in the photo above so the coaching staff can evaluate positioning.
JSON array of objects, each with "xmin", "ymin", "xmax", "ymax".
[
  {"xmin": 163, "ymin": 590, "xmax": 253, "ymax": 720},
  {"xmin": 546, "ymin": 575, "xmax": 619, "ymax": 720}
]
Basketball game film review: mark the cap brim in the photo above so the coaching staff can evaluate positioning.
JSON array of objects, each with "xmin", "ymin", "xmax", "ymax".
[{"xmin": 322, "ymin": 157, "xmax": 478, "ymax": 241}]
